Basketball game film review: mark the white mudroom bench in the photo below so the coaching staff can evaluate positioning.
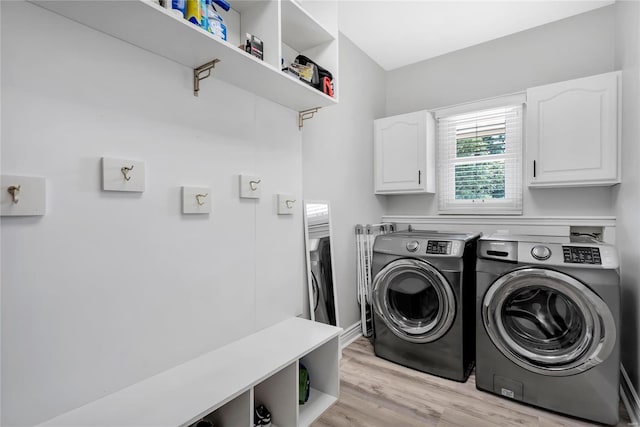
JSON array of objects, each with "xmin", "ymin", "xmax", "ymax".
[{"xmin": 38, "ymin": 317, "xmax": 342, "ymax": 427}]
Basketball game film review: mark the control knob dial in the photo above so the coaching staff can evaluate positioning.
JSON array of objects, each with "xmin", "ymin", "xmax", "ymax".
[
  {"xmin": 406, "ymin": 241, "xmax": 419, "ymax": 252},
  {"xmin": 531, "ymin": 245, "xmax": 551, "ymax": 260}
]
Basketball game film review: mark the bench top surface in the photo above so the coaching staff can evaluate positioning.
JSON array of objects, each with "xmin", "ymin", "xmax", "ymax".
[{"xmin": 40, "ymin": 317, "xmax": 342, "ymax": 427}]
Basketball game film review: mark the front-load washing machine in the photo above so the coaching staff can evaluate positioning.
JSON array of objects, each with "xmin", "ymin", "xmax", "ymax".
[
  {"xmin": 476, "ymin": 234, "xmax": 620, "ymax": 425},
  {"xmin": 371, "ymin": 230, "xmax": 480, "ymax": 381}
]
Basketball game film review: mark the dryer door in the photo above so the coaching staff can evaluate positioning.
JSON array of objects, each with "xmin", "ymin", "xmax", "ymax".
[
  {"xmin": 372, "ymin": 259, "xmax": 456, "ymax": 343},
  {"xmin": 482, "ymin": 267, "xmax": 616, "ymax": 376}
]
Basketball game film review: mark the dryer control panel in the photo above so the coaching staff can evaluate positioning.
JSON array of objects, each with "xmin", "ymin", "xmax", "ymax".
[
  {"xmin": 426, "ymin": 240, "xmax": 452, "ymax": 255},
  {"xmin": 373, "ymin": 232, "xmax": 475, "ymax": 259},
  {"xmin": 563, "ymin": 246, "xmax": 602, "ymax": 264}
]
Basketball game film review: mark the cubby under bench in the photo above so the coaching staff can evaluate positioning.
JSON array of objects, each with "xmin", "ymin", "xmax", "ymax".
[{"xmin": 38, "ymin": 318, "xmax": 342, "ymax": 427}]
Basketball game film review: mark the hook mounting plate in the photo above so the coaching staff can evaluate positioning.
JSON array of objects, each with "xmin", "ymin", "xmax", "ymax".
[
  {"xmin": 1, "ymin": 175, "xmax": 46, "ymax": 216},
  {"xmin": 182, "ymin": 186, "xmax": 211, "ymax": 214},
  {"xmin": 102, "ymin": 158, "xmax": 145, "ymax": 192},
  {"xmin": 239, "ymin": 175, "xmax": 261, "ymax": 199},
  {"xmin": 277, "ymin": 194, "xmax": 296, "ymax": 215}
]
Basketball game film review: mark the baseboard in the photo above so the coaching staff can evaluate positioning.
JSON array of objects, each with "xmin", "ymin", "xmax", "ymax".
[
  {"xmin": 621, "ymin": 364, "xmax": 640, "ymax": 426},
  {"xmin": 340, "ymin": 321, "xmax": 363, "ymax": 351}
]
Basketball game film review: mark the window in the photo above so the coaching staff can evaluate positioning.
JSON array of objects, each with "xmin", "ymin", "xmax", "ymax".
[{"xmin": 437, "ymin": 98, "xmax": 523, "ymax": 214}]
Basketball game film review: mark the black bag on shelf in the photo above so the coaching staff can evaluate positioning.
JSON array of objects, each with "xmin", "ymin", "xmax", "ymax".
[
  {"xmin": 294, "ymin": 55, "xmax": 318, "ymax": 87},
  {"xmin": 294, "ymin": 55, "xmax": 333, "ymax": 96}
]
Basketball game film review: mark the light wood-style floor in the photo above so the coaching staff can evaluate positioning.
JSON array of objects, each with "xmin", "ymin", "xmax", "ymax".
[{"xmin": 313, "ymin": 337, "xmax": 631, "ymax": 427}]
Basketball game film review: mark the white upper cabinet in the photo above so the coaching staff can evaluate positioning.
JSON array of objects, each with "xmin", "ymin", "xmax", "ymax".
[
  {"xmin": 526, "ymin": 71, "xmax": 621, "ymax": 187},
  {"xmin": 30, "ymin": 0, "xmax": 338, "ymax": 112},
  {"xmin": 374, "ymin": 111, "xmax": 435, "ymax": 194}
]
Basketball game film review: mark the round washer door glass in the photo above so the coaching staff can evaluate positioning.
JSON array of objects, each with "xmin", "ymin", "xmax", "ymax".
[
  {"xmin": 372, "ymin": 259, "xmax": 456, "ymax": 343},
  {"xmin": 482, "ymin": 268, "xmax": 616, "ymax": 376}
]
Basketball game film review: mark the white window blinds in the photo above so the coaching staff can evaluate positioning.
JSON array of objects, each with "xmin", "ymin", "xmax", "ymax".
[{"xmin": 437, "ymin": 103, "xmax": 523, "ymax": 214}]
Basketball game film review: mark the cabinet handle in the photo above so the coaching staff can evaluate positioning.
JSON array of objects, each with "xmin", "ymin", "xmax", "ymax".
[
  {"xmin": 418, "ymin": 170, "xmax": 421, "ymax": 184},
  {"xmin": 533, "ymin": 160, "xmax": 536, "ymax": 178}
]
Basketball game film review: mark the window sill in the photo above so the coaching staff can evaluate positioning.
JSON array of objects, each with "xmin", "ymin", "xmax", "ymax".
[{"xmin": 380, "ymin": 215, "xmax": 617, "ymax": 244}]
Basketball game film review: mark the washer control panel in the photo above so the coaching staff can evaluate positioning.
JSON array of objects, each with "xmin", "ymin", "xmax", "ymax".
[
  {"xmin": 563, "ymin": 246, "xmax": 602, "ymax": 264},
  {"xmin": 426, "ymin": 240, "xmax": 452, "ymax": 255},
  {"xmin": 480, "ymin": 237, "xmax": 618, "ymax": 268}
]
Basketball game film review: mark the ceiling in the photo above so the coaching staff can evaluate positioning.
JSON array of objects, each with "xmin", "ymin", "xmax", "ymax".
[{"xmin": 338, "ymin": 1, "xmax": 615, "ymax": 71}]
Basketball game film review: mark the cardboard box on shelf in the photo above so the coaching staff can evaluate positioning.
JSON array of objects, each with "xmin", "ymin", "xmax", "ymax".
[{"xmin": 244, "ymin": 33, "xmax": 263, "ymax": 60}]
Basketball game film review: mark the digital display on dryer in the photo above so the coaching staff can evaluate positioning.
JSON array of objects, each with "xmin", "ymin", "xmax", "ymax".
[
  {"xmin": 426, "ymin": 240, "xmax": 451, "ymax": 255},
  {"xmin": 562, "ymin": 246, "xmax": 601, "ymax": 264}
]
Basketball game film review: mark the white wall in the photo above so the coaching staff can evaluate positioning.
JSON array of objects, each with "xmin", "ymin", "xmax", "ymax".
[
  {"xmin": 1, "ymin": 2, "xmax": 304, "ymax": 425},
  {"xmin": 302, "ymin": 34, "xmax": 387, "ymax": 329},
  {"xmin": 613, "ymin": 0, "xmax": 640, "ymax": 398},
  {"xmin": 384, "ymin": 6, "xmax": 616, "ymax": 218},
  {"xmin": 0, "ymin": 0, "xmax": 3, "ymax": 422}
]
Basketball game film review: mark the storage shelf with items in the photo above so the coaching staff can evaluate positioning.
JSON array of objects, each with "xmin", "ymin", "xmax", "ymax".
[
  {"xmin": 253, "ymin": 362, "xmax": 298, "ymax": 427},
  {"xmin": 298, "ymin": 336, "xmax": 340, "ymax": 426},
  {"xmin": 190, "ymin": 390, "xmax": 252, "ymax": 427},
  {"xmin": 30, "ymin": 0, "xmax": 338, "ymax": 112},
  {"xmin": 37, "ymin": 318, "xmax": 341, "ymax": 427},
  {"xmin": 280, "ymin": 0, "xmax": 338, "ymax": 101}
]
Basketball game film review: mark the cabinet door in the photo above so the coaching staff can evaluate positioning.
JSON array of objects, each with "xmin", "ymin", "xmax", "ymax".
[
  {"xmin": 526, "ymin": 72, "xmax": 620, "ymax": 187},
  {"xmin": 374, "ymin": 111, "xmax": 434, "ymax": 194}
]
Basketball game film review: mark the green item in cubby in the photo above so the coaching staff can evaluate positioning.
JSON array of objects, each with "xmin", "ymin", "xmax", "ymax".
[{"xmin": 299, "ymin": 363, "xmax": 310, "ymax": 404}]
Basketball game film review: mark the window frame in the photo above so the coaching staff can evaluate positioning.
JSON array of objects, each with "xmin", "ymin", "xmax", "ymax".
[{"xmin": 436, "ymin": 94, "xmax": 525, "ymax": 215}]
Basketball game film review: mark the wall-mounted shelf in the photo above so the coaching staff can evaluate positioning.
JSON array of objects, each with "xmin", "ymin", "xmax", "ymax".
[
  {"xmin": 279, "ymin": 0, "xmax": 339, "ymax": 109},
  {"xmin": 30, "ymin": 0, "xmax": 338, "ymax": 112},
  {"xmin": 281, "ymin": 0, "xmax": 334, "ymax": 53}
]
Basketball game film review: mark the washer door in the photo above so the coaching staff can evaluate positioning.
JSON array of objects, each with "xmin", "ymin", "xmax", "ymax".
[
  {"xmin": 482, "ymin": 267, "xmax": 616, "ymax": 376},
  {"xmin": 373, "ymin": 259, "xmax": 456, "ymax": 343}
]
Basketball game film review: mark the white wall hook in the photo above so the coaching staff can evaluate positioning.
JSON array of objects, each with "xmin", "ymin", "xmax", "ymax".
[
  {"xmin": 239, "ymin": 175, "xmax": 262, "ymax": 199},
  {"xmin": 102, "ymin": 158, "xmax": 145, "ymax": 192},
  {"xmin": 182, "ymin": 186, "xmax": 211, "ymax": 214},
  {"xmin": 277, "ymin": 194, "xmax": 296, "ymax": 215}
]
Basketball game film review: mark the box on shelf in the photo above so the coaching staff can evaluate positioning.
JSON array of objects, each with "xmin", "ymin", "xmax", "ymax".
[
  {"xmin": 245, "ymin": 33, "xmax": 263, "ymax": 60},
  {"xmin": 287, "ymin": 63, "xmax": 313, "ymax": 83}
]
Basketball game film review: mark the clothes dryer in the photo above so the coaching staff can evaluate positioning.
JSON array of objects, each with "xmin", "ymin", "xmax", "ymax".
[
  {"xmin": 476, "ymin": 234, "xmax": 620, "ymax": 425},
  {"xmin": 371, "ymin": 230, "xmax": 480, "ymax": 381}
]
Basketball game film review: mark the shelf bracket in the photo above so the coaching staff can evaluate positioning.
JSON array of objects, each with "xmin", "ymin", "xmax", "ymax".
[
  {"xmin": 298, "ymin": 107, "xmax": 321, "ymax": 129},
  {"xmin": 193, "ymin": 59, "xmax": 220, "ymax": 97}
]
